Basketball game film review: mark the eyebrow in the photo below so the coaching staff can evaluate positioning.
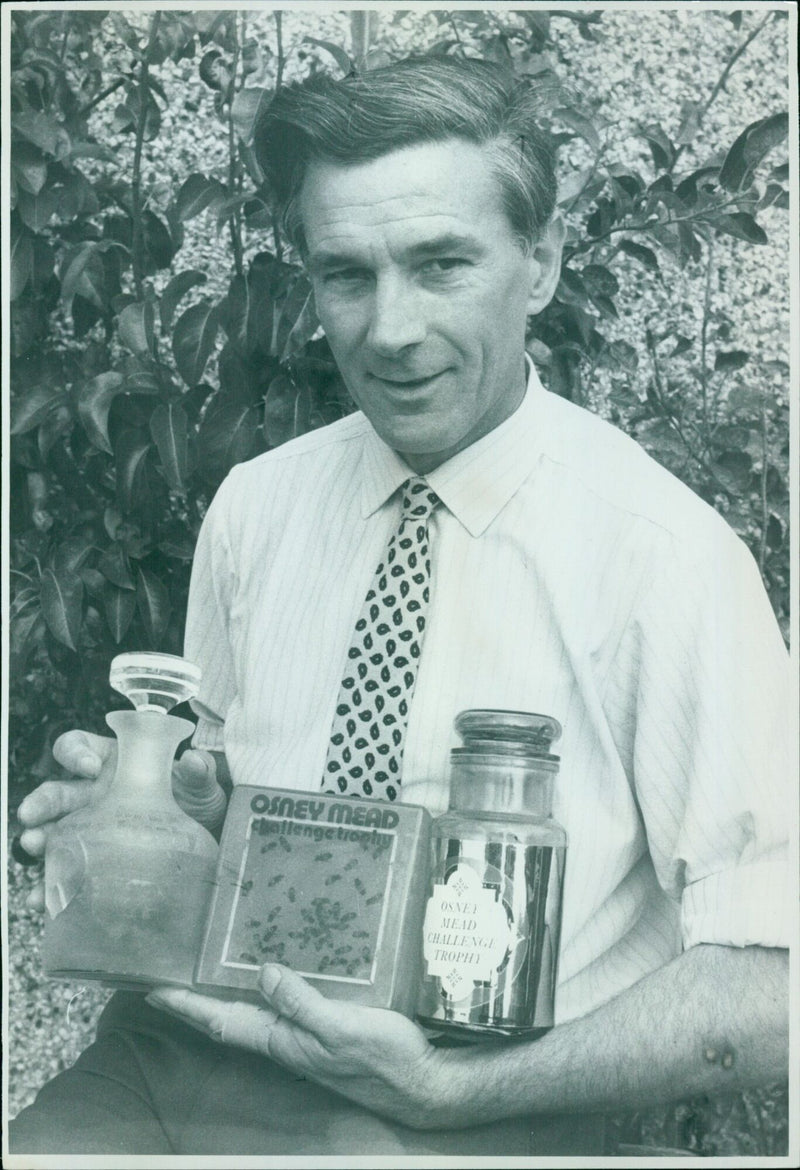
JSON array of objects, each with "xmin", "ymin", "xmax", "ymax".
[{"xmin": 308, "ymin": 232, "xmax": 483, "ymax": 275}]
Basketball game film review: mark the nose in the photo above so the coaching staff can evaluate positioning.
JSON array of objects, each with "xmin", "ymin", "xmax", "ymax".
[{"xmin": 366, "ymin": 273, "xmax": 426, "ymax": 357}]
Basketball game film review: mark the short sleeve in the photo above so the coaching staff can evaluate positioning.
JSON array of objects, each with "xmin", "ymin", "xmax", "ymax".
[
  {"xmin": 630, "ymin": 518, "xmax": 792, "ymax": 951},
  {"xmin": 184, "ymin": 469, "xmax": 241, "ymax": 753}
]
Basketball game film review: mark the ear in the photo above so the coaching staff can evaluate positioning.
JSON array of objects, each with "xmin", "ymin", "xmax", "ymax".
[{"xmin": 526, "ymin": 215, "xmax": 566, "ymax": 316}]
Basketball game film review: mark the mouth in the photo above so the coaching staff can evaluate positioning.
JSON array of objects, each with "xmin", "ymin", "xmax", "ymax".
[{"xmin": 368, "ymin": 370, "xmax": 446, "ymax": 391}]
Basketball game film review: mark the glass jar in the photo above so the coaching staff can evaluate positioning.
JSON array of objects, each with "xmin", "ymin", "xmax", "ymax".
[
  {"xmin": 42, "ymin": 652, "xmax": 220, "ymax": 989},
  {"xmin": 416, "ymin": 709, "xmax": 567, "ymax": 1039}
]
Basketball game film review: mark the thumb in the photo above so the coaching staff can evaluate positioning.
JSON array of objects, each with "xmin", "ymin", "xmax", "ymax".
[
  {"xmin": 259, "ymin": 964, "xmax": 336, "ymax": 1037},
  {"xmin": 174, "ymin": 749, "xmax": 217, "ymax": 794},
  {"xmin": 172, "ymin": 750, "xmax": 226, "ymax": 828}
]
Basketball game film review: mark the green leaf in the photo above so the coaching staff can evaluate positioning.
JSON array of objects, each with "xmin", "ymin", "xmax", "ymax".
[
  {"xmin": 640, "ymin": 124, "xmax": 675, "ymax": 171},
  {"xmin": 199, "ymin": 398, "xmax": 260, "ymax": 474},
  {"xmin": 150, "ymin": 402, "xmax": 189, "ymax": 492},
  {"xmin": 677, "ymin": 222, "xmax": 702, "ymax": 267},
  {"xmin": 618, "ymin": 238, "xmax": 659, "ymax": 274},
  {"xmin": 231, "ymin": 86, "xmax": 271, "ymax": 147},
  {"xmin": 98, "ymin": 541, "xmax": 135, "ymax": 589},
  {"xmin": 585, "ymin": 197, "xmax": 616, "ymax": 238},
  {"xmin": 10, "ymin": 219, "xmax": 34, "ymax": 301},
  {"xmin": 714, "ymin": 350, "xmax": 750, "ymax": 373},
  {"xmin": 160, "ymin": 270, "xmax": 208, "ymax": 333},
  {"xmin": 557, "ymin": 166, "xmax": 598, "ymax": 209},
  {"xmin": 711, "ymin": 450, "xmax": 752, "ymax": 494},
  {"xmin": 556, "ymin": 267, "xmax": 590, "ymax": 307},
  {"xmin": 77, "ymin": 372, "xmax": 125, "ymax": 453},
  {"xmin": 588, "ymin": 293, "xmax": 618, "ymax": 320},
  {"xmin": 675, "ymin": 100, "xmax": 702, "ymax": 146},
  {"xmin": 10, "ymin": 609, "xmax": 44, "ymax": 669},
  {"xmin": 670, "ymin": 336, "xmax": 693, "ymax": 358},
  {"xmin": 67, "ymin": 141, "xmax": 118, "ymax": 165},
  {"xmin": 104, "ymin": 583, "xmax": 137, "ymax": 643},
  {"xmin": 172, "ymin": 300, "xmax": 221, "ymax": 386},
  {"xmin": 264, "ymin": 373, "xmax": 297, "ymax": 447},
  {"xmin": 158, "ymin": 525, "xmax": 197, "ymax": 561},
  {"xmin": 714, "ymin": 213, "xmax": 768, "ymax": 245},
  {"xmin": 53, "ymin": 534, "xmax": 95, "ymax": 577},
  {"xmin": 280, "ymin": 288, "xmax": 319, "ymax": 362},
  {"xmin": 53, "ymin": 170, "xmax": 100, "ymax": 220},
  {"xmin": 118, "ymin": 301, "xmax": 156, "ymax": 356},
  {"xmin": 726, "ymin": 386, "xmax": 763, "ymax": 415},
  {"xmin": 581, "ymin": 264, "xmax": 619, "ymax": 299},
  {"xmin": 220, "ymin": 263, "xmax": 276, "ymax": 357},
  {"xmin": 38, "ymin": 405, "xmax": 72, "ymax": 458},
  {"xmin": 199, "ymin": 47, "xmax": 229, "ymax": 91},
  {"xmin": 60, "ymin": 242, "xmax": 108, "ymax": 312},
  {"xmin": 758, "ymin": 183, "xmax": 787, "ymax": 211},
  {"xmin": 136, "ymin": 565, "xmax": 172, "ymax": 646},
  {"xmin": 142, "ymin": 211, "xmax": 175, "ymax": 272},
  {"xmin": 11, "ymin": 383, "xmax": 64, "ymax": 434},
  {"xmin": 115, "ymin": 429, "xmax": 152, "ymax": 511},
  {"xmin": 40, "ymin": 567, "xmax": 83, "ymax": 651},
  {"xmin": 175, "ymin": 173, "xmax": 228, "ymax": 222},
  {"xmin": 11, "ymin": 110, "xmax": 71, "ymax": 159},
  {"xmin": 606, "ymin": 340, "xmax": 638, "ymax": 374},
  {"xmin": 553, "ymin": 106, "xmax": 600, "ymax": 153},
  {"xmin": 15, "ymin": 185, "xmax": 60, "ymax": 232},
  {"xmin": 11, "ymin": 142, "xmax": 48, "ymax": 195},
  {"xmin": 766, "ymin": 513, "xmax": 783, "ymax": 551},
  {"xmin": 302, "ymin": 36, "xmax": 354, "ymax": 75},
  {"xmin": 719, "ymin": 113, "xmax": 789, "ymax": 192},
  {"xmin": 214, "ymin": 193, "xmax": 250, "ymax": 234}
]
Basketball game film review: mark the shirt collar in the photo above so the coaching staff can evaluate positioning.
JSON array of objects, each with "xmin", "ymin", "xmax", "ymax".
[{"xmin": 360, "ymin": 358, "xmax": 547, "ymax": 537}]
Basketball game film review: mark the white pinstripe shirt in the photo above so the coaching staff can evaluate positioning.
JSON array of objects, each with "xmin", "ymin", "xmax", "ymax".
[{"xmin": 185, "ymin": 364, "xmax": 791, "ymax": 1023}]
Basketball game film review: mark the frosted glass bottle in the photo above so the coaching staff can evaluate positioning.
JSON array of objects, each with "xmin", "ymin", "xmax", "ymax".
[{"xmin": 43, "ymin": 652, "xmax": 219, "ymax": 989}]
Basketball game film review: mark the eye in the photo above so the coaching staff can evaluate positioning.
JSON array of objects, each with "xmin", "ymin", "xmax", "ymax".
[
  {"xmin": 420, "ymin": 257, "xmax": 470, "ymax": 276},
  {"xmin": 322, "ymin": 267, "xmax": 371, "ymax": 287}
]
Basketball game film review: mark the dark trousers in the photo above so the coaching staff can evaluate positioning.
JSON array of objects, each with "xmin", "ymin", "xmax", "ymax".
[{"xmin": 10, "ymin": 991, "xmax": 608, "ymax": 1156}]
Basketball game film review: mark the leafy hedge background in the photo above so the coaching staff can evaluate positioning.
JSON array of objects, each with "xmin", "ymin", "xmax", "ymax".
[{"xmin": 7, "ymin": 6, "xmax": 791, "ymax": 1152}]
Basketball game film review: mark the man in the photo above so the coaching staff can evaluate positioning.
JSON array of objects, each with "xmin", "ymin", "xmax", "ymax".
[{"xmin": 11, "ymin": 58, "xmax": 790, "ymax": 1157}]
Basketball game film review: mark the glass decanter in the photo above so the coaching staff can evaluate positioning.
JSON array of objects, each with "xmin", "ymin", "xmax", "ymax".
[{"xmin": 43, "ymin": 652, "xmax": 220, "ymax": 989}]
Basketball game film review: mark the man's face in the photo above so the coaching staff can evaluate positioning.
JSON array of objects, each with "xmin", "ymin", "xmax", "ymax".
[{"xmin": 301, "ymin": 139, "xmax": 558, "ymax": 473}]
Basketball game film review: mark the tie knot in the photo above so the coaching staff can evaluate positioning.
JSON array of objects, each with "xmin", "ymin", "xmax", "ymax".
[{"xmin": 400, "ymin": 477, "xmax": 439, "ymax": 523}]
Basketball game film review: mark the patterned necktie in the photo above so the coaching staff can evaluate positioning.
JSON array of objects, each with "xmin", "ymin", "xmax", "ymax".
[{"xmin": 323, "ymin": 476, "xmax": 440, "ymax": 801}]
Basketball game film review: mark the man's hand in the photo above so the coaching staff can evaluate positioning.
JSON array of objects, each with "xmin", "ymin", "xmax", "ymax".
[
  {"xmin": 146, "ymin": 965, "xmax": 451, "ymax": 1129},
  {"xmin": 16, "ymin": 729, "xmax": 227, "ymax": 911},
  {"xmin": 149, "ymin": 946, "xmax": 787, "ymax": 1133}
]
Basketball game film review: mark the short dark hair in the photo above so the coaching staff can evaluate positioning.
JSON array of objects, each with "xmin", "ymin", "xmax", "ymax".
[{"xmin": 255, "ymin": 56, "xmax": 558, "ymax": 254}]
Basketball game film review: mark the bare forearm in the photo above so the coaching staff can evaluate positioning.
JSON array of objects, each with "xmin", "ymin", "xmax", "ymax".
[{"xmin": 425, "ymin": 944, "xmax": 787, "ymax": 1129}]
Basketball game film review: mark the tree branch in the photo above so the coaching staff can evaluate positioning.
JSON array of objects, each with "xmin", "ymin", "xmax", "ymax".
[
  {"xmin": 131, "ymin": 12, "xmax": 162, "ymax": 300},
  {"xmin": 671, "ymin": 10, "xmax": 775, "ymax": 171},
  {"xmin": 699, "ymin": 236, "xmax": 715, "ymax": 438},
  {"xmin": 226, "ymin": 12, "xmax": 244, "ymax": 279},
  {"xmin": 271, "ymin": 9, "xmax": 286, "ymax": 261},
  {"xmin": 759, "ymin": 397, "xmax": 769, "ymax": 574}
]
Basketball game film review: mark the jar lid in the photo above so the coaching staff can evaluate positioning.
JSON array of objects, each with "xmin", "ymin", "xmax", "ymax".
[{"xmin": 454, "ymin": 709, "xmax": 562, "ymax": 757}]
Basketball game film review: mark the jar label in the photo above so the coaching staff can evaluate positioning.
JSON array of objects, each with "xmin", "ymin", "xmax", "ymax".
[{"xmin": 422, "ymin": 863, "xmax": 516, "ymax": 999}]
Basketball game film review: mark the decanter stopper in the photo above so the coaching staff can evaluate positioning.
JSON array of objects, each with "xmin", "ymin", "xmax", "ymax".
[{"xmin": 109, "ymin": 651, "xmax": 202, "ymax": 713}]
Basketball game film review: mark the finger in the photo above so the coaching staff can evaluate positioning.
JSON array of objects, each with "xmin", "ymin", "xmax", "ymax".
[
  {"xmin": 52, "ymin": 730, "xmax": 114, "ymax": 778},
  {"xmin": 259, "ymin": 964, "xmax": 336, "ymax": 1038},
  {"xmin": 17, "ymin": 779, "xmax": 96, "ymax": 829},
  {"xmin": 26, "ymin": 883, "xmax": 45, "ymax": 912},
  {"xmin": 145, "ymin": 989, "xmax": 278, "ymax": 1050},
  {"xmin": 18, "ymin": 825, "xmax": 50, "ymax": 857},
  {"xmin": 173, "ymin": 751, "xmax": 227, "ymax": 828},
  {"xmin": 11, "ymin": 835, "xmax": 43, "ymax": 867}
]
